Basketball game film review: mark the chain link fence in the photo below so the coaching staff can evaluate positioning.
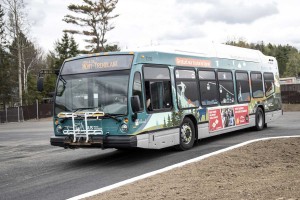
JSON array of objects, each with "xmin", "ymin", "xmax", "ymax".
[{"xmin": 0, "ymin": 103, "xmax": 53, "ymax": 123}]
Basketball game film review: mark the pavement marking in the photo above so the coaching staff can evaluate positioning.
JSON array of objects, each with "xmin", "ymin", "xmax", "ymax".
[{"xmin": 67, "ymin": 135, "xmax": 300, "ymax": 200}]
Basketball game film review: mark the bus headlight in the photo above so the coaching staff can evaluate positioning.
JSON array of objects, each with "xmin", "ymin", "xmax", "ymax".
[
  {"xmin": 120, "ymin": 123, "xmax": 128, "ymax": 133},
  {"xmin": 56, "ymin": 125, "xmax": 63, "ymax": 133}
]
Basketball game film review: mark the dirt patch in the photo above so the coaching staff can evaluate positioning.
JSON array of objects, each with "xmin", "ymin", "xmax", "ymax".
[
  {"xmin": 283, "ymin": 104, "xmax": 300, "ymax": 112},
  {"xmin": 88, "ymin": 138, "xmax": 300, "ymax": 200}
]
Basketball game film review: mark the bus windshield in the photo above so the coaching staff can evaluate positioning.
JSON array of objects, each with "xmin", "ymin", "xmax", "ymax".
[{"xmin": 54, "ymin": 71, "xmax": 130, "ymax": 115}]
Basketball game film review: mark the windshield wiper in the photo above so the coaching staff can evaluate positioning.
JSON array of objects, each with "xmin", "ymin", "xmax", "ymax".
[
  {"xmin": 104, "ymin": 113, "xmax": 121, "ymax": 122},
  {"xmin": 72, "ymin": 107, "xmax": 100, "ymax": 112}
]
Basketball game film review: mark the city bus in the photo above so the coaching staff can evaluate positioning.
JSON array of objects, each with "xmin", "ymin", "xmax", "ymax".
[{"xmin": 45, "ymin": 44, "xmax": 282, "ymax": 150}]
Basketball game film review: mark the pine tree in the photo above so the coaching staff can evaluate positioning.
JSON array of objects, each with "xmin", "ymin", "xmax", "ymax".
[
  {"xmin": 41, "ymin": 33, "xmax": 79, "ymax": 100},
  {"xmin": 69, "ymin": 35, "xmax": 79, "ymax": 56},
  {"xmin": 63, "ymin": 0, "xmax": 119, "ymax": 53},
  {"xmin": 0, "ymin": 5, "xmax": 15, "ymax": 108},
  {"xmin": 54, "ymin": 32, "xmax": 79, "ymax": 69}
]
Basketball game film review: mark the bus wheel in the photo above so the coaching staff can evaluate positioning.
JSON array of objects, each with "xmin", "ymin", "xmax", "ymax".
[
  {"xmin": 176, "ymin": 118, "xmax": 195, "ymax": 150},
  {"xmin": 255, "ymin": 107, "xmax": 265, "ymax": 131}
]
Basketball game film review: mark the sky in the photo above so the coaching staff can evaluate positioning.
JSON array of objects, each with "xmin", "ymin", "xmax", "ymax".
[{"xmin": 26, "ymin": 0, "xmax": 300, "ymax": 52}]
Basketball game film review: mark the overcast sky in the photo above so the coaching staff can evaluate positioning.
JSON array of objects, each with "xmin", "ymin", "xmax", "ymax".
[{"xmin": 26, "ymin": 0, "xmax": 300, "ymax": 52}]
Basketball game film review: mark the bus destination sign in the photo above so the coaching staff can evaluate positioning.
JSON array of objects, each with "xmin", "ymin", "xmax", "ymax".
[
  {"xmin": 176, "ymin": 57, "xmax": 211, "ymax": 68},
  {"xmin": 62, "ymin": 55, "xmax": 134, "ymax": 74},
  {"xmin": 82, "ymin": 60, "xmax": 119, "ymax": 70}
]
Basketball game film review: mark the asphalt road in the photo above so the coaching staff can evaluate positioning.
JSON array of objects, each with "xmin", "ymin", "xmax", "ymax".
[{"xmin": 0, "ymin": 112, "xmax": 299, "ymax": 200}]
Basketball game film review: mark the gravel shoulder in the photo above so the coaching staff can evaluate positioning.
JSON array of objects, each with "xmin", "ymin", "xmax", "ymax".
[{"xmin": 88, "ymin": 137, "xmax": 300, "ymax": 200}]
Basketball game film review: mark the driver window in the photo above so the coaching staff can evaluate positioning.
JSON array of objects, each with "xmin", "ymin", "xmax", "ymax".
[
  {"xmin": 143, "ymin": 66, "xmax": 172, "ymax": 112},
  {"xmin": 132, "ymin": 72, "xmax": 144, "ymax": 110}
]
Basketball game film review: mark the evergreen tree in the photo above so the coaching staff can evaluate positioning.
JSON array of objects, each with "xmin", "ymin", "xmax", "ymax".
[
  {"xmin": 69, "ymin": 35, "xmax": 79, "ymax": 56},
  {"xmin": 63, "ymin": 0, "xmax": 119, "ymax": 52},
  {"xmin": 0, "ymin": 5, "xmax": 15, "ymax": 108},
  {"xmin": 284, "ymin": 52, "xmax": 300, "ymax": 77},
  {"xmin": 41, "ymin": 33, "xmax": 79, "ymax": 100},
  {"xmin": 43, "ymin": 52, "xmax": 58, "ymax": 97},
  {"xmin": 54, "ymin": 32, "xmax": 79, "ymax": 69}
]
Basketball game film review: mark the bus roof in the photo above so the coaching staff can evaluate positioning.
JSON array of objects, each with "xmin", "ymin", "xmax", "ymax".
[
  {"xmin": 127, "ymin": 43, "xmax": 268, "ymax": 63},
  {"xmin": 65, "ymin": 43, "xmax": 275, "ymax": 64}
]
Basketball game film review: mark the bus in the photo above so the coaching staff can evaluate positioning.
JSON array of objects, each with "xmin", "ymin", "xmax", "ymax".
[{"xmin": 45, "ymin": 44, "xmax": 282, "ymax": 150}]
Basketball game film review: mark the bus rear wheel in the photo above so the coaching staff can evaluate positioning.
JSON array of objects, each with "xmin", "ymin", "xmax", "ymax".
[
  {"xmin": 176, "ymin": 118, "xmax": 195, "ymax": 151},
  {"xmin": 255, "ymin": 107, "xmax": 265, "ymax": 131}
]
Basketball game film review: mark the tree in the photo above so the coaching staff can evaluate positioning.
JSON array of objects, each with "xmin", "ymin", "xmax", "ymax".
[
  {"xmin": 63, "ymin": 0, "xmax": 119, "ymax": 52},
  {"xmin": 284, "ymin": 52, "xmax": 300, "ymax": 77},
  {"xmin": 3, "ymin": 0, "xmax": 27, "ymax": 106},
  {"xmin": 9, "ymin": 32, "xmax": 43, "ymax": 105},
  {"xmin": 42, "ymin": 52, "xmax": 57, "ymax": 97},
  {"xmin": 54, "ymin": 32, "xmax": 79, "ymax": 69},
  {"xmin": 0, "ymin": 4, "xmax": 6, "ymax": 45},
  {"xmin": 0, "ymin": 4, "xmax": 15, "ymax": 108},
  {"xmin": 41, "ymin": 33, "xmax": 79, "ymax": 100}
]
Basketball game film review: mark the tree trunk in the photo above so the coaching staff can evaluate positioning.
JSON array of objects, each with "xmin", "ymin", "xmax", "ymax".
[{"xmin": 13, "ymin": 0, "xmax": 23, "ymax": 106}]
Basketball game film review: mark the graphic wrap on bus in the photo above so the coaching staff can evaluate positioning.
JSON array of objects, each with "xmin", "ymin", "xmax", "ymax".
[
  {"xmin": 49, "ymin": 46, "xmax": 282, "ymax": 150},
  {"xmin": 208, "ymin": 105, "xmax": 249, "ymax": 132}
]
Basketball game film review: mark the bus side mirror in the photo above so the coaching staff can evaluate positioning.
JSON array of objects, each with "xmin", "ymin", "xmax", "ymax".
[
  {"xmin": 37, "ymin": 77, "xmax": 44, "ymax": 92},
  {"xmin": 131, "ymin": 95, "xmax": 142, "ymax": 113}
]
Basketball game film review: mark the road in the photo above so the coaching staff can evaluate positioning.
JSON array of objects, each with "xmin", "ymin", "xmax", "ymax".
[{"xmin": 0, "ymin": 112, "xmax": 299, "ymax": 200}]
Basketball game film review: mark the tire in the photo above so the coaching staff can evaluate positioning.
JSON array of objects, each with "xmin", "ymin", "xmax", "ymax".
[
  {"xmin": 254, "ymin": 107, "xmax": 265, "ymax": 131},
  {"xmin": 176, "ymin": 118, "xmax": 195, "ymax": 151}
]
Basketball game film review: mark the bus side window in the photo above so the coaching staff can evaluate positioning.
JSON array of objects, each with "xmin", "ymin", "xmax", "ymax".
[
  {"xmin": 251, "ymin": 72, "xmax": 264, "ymax": 98},
  {"xmin": 264, "ymin": 72, "xmax": 275, "ymax": 97},
  {"xmin": 198, "ymin": 70, "xmax": 218, "ymax": 106},
  {"xmin": 236, "ymin": 72, "xmax": 251, "ymax": 103},
  {"xmin": 218, "ymin": 71, "xmax": 235, "ymax": 105},
  {"xmin": 175, "ymin": 69, "xmax": 199, "ymax": 109},
  {"xmin": 133, "ymin": 72, "xmax": 144, "ymax": 110},
  {"xmin": 143, "ymin": 66, "xmax": 172, "ymax": 112}
]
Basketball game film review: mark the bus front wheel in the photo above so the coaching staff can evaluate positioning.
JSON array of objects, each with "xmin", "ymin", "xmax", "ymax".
[
  {"xmin": 255, "ymin": 107, "xmax": 265, "ymax": 131},
  {"xmin": 176, "ymin": 118, "xmax": 195, "ymax": 151}
]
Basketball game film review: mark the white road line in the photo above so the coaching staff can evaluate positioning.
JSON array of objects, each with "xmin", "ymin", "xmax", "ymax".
[{"xmin": 67, "ymin": 135, "xmax": 300, "ymax": 200}]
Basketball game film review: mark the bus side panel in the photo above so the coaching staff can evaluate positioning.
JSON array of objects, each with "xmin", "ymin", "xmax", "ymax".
[{"xmin": 136, "ymin": 128, "xmax": 180, "ymax": 149}]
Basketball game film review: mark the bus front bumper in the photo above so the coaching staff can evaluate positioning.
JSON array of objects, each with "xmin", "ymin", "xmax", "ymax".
[{"xmin": 50, "ymin": 135, "xmax": 137, "ymax": 149}]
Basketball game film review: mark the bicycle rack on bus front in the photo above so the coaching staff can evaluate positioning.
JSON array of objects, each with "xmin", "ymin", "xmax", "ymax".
[{"xmin": 58, "ymin": 111, "xmax": 104, "ymax": 143}]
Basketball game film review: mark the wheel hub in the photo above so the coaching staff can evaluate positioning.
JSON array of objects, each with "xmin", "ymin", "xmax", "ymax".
[{"xmin": 181, "ymin": 124, "xmax": 192, "ymax": 144}]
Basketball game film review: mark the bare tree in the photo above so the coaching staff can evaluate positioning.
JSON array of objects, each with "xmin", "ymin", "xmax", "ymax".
[
  {"xmin": 22, "ymin": 39, "xmax": 43, "ymax": 94},
  {"xmin": 2, "ymin": 0, "xmax": 27, "ymax": 106}
]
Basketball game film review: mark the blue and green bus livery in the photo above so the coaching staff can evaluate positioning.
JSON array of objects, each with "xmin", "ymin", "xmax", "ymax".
[{"xmin": 50, "ymin": 44, "xmax": 282, "ymax": 150}]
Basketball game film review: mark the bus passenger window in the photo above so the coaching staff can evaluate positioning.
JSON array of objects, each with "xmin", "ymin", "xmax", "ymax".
[
  {"xmin": 264, "ymin": 72, "xmax": 275, "ymax": 97},
  {"xmin": 175, "ymin": 69, "xmax": 199, "ymax": 109},
  {"xmin": 251, "ymin": 72, "xmax": 264, "ymax": 98},
  {"xmin": 218, "ymin": 71, "xmax": 235, "ymax": 104},
  {"xmin": 143, "ymin": 66, "xmax": 172, "ymax": 112},
  {"xmin": 236, "ymin": 72, "xmax": 251, "ymax": 103},
  {"xmin": 198, "ymin": 70, "xmax": 218, "ymax": 106}
]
